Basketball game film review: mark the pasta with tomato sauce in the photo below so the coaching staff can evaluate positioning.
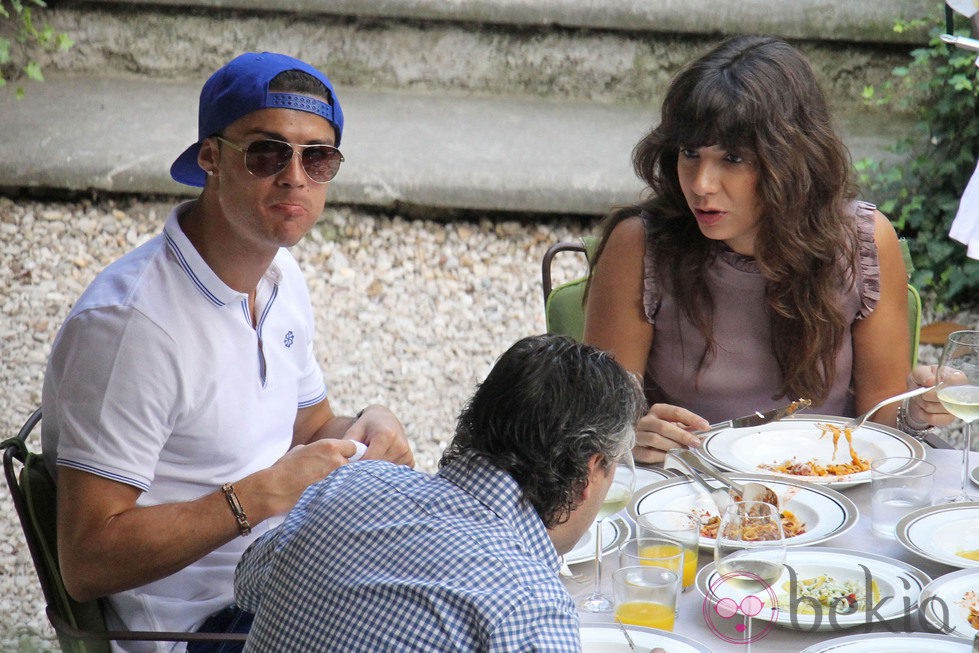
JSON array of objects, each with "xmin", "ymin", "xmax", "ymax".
[{"xmin": 759, "ymin": 422, "xmax": 870, "ymax": 477}]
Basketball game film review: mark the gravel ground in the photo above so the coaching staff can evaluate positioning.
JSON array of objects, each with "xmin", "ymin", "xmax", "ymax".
[{"xmin": 1, "ymin": 194, "xmax": 976, "ymax": 651}]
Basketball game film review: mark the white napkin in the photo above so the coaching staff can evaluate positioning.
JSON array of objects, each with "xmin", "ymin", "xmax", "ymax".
[
  {"xmin": 947, "ymin": 0, "xmax": 979, "ymax": 18},
  {"xmin": 348, "ymin": 440, "xmax": 368, "ymax": 462},
  {"xmin": 950, "ymin": 159, "xmax": 979, "ymax": 260}
]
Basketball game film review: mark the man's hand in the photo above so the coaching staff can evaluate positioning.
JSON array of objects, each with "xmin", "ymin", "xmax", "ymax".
[
  {"xmin": 260, "ymin": 438, "xmax": 363, "ymax": 515},
  {"xmin": 344, "ymin": 404, "xmax": 414, "ymax": 467}
]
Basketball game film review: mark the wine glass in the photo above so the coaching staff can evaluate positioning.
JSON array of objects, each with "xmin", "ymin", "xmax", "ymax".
[
  {"xmin": 936, "ymin": 330, "xmax": 979, "ymax": 503},
  {"xmin": 578, "ymin": 449, "xmax": 636, "ymax": 613},
  {"xmin": 712, "ymin": 501, "xmax": 786, "ymax": 649}
]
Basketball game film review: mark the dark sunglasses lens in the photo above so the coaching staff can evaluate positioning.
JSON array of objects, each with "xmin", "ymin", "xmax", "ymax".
[
  {"xmin": 244, "ymin": 140, "xmax": 293, "ymax": 178},
  {"xmin": 301, "ymin": 146, "xmax": 343, "ymax": 182}
]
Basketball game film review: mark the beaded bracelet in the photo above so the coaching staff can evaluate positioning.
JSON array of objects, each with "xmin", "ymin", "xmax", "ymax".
[{"xmin": 896, "ymin": 400, "xmax": 935, "ymax": 440}]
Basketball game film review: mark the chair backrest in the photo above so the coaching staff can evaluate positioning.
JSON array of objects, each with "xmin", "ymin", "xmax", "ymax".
[
  {"xmin": 541, "ymin": 237, "xmax": 922, "ymax": 367},
  {"xmin": 2, "ymin": 409, "xmax": 111, "ymax": 653},
  {"xmin": 540, "ymin": 237, "xmax": 596, "ymax": 343},
  {"xmin": 2, "ymin": 409, "xmax": 247, "ymax": 650}
]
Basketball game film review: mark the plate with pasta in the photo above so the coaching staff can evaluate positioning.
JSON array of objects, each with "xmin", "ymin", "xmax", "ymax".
[
  {"xmin": 919, "ymin": 567, "xmax": 979, "ymax": 639},
  {"xmin": 698, "ymin": 415, "xmax": 926, "ymax": 489},
  {"xmin": 628, "ymin": 473, "xmax": 858, "ymax": 549}
]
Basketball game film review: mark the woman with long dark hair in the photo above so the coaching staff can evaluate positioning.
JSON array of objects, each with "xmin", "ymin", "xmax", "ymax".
[{"xmin": 584, "ymin": 35, "xmax": 953, "ymax": 463}]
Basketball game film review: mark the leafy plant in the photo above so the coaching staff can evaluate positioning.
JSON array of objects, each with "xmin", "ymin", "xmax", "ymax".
[
  {"xmin": 0, "ymin": 0, "xmax": 73, "ymax": 99},
  {"xmin": 856, "ymin": 11, "xmax": 979, "ymax": 308}
]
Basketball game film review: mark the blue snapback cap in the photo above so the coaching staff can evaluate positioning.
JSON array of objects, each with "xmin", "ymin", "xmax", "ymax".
[{"xmin": 170, "ymin": 52, "xmax": 344, "ymax": 188}]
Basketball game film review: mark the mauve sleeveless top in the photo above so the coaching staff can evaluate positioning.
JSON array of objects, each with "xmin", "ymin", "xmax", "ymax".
[{"xmin": 641, "ymin": 201, "xmax": 880, "ymax": 423}]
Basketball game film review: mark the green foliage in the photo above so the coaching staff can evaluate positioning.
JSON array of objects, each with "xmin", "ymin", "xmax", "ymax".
[
  {"xmin": 856, "ymin": 11, "xmax": 979, "ymax": 309},
  {"xmin": 0, "ymin": 0, "xmax": 73, "ymax": 99}
]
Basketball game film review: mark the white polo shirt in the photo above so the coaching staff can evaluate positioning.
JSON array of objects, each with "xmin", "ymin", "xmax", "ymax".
[{"xmin": 42, "ymin": 200, "xmax": 327, "ymax": 652}]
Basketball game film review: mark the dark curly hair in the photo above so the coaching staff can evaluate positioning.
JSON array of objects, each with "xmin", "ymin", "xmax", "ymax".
[
  {"xmin": 590, "ymin": 35, "xmax": 859, "ymax": 405},
  {"xmin": 440, "ymin": 334, "xmax": 645, "ymax": 528}
]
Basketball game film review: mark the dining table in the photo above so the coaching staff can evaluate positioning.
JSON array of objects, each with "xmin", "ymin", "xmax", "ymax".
[{"xmin": 564, "ymin": 446, "xmax": 978, "ymax": 652}]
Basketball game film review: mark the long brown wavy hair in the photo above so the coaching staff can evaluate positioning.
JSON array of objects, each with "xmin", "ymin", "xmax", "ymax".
[{"xmin": 590, "ymin": 35, "xmax": 860, "ymax": 404}]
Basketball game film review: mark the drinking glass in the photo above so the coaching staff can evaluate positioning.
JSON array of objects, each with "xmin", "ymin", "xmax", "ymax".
[
  {"xmin": 936, "ymin": 330, "xmax": 979, "ymax": 503},
  {"xmin": 578, "ymin": 450, "xmax": 637, "ymax": 613},
  {"xmin": 612, "ymin": 566, "xmax": 680, "ymax": 631},
  {"xmin": 870, "ymin": 456, "xmax": 935, "ymax": 537},
  {"xmin": 713, "ymin": 501, "xmax": 786, "ymax": 650},
  {"xmin": 618, "ymin": 537, "xmax": 684, "ymax": 576},
  {"xmin": 636, "ymin": 510, "xmax": 701, "ymax": 591}
]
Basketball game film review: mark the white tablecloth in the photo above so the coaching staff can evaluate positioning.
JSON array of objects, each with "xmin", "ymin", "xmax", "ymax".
[{"xmin": 566, "ymin": 448, "xmax": 977, "ymax": 652}]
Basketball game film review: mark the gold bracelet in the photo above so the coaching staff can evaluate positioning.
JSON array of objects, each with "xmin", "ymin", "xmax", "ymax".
[{"xmin": 220, "ymin": 483, "xmax": 252, "ymax": 536}]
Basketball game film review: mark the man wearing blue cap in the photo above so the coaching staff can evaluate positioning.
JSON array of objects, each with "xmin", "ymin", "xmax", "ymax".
[{"xmin": 41, "ymin": 52, "xmax": 412, "ymax": 651}]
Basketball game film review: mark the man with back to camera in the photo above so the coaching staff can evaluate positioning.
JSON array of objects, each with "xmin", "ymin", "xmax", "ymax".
[
  {"xmin": 40, "ymin": 52, "xmax": 413, "ymax": 652},
  {"xmin": 234, "ymin": 334, "xmax": 651, "ymax": 651}
]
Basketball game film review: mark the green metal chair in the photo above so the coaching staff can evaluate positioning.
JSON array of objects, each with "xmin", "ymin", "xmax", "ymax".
[
  {"xmin": 1, "ymin": 408, "xmax": 247, "ymax": 652},
  {"xmin": 541, "ymin": 238, "xmax": 922, "ymax": 368}
]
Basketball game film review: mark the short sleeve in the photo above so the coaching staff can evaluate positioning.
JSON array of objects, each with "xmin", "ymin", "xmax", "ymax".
[
  {"xmin": 853, "ymin": 201, "xmax": 881, "ymax": 320},
  {"xmin": 234, "ymin": 527, "xmax": 282, "ymax": 614},
  {"xmin": 639, "ymin": 212, "xmax": 663, "ymax": 325},
  {"xmin": 486, "ymin": 591, "xmax": 581, "ymax": 652},
  {"xmin": 43, "ymin": 305, "xmax": 180, "ymax": 492}
]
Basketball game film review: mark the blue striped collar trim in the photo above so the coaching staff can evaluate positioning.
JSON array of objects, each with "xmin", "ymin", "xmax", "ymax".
[{"xmin": 163, "ymin": 202, "xmax": 283, "ymax": 308}]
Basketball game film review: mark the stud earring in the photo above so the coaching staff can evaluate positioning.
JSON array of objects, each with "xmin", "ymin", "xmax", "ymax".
[{"xmin": 205, "ymin": 170, "xmax": 214, "ymax": 176}]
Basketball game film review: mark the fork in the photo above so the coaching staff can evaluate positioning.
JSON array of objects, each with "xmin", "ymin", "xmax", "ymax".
[{"xmin": 841, "ymin": 385, "xmax": 934, "ymax": 431}]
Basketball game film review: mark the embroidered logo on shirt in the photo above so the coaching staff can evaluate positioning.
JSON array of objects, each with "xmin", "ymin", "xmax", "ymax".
[{"xmin": 284, "ymin": 331, "xmax": 295, "ymax": 348}]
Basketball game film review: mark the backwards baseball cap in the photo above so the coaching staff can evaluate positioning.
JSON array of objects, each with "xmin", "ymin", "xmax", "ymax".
[{"xmin": 170, "ymin": 52, "xmax": 344, "ymax": 187}]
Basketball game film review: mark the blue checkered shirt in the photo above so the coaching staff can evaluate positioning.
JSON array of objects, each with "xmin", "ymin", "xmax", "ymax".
[{"xmin": 235, "ymin": 456, "xmax": 581, "ymax": 652}]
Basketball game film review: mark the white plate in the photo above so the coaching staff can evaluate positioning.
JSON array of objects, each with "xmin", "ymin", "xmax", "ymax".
[
  {"xmin": 629, "ymin": 473, "xmax": 857, "ymax": 549},
  {"xmin": 580, "ymin": 624, "xmax": 712, "ymax": 653},
  {"xmin": 565, "ymin": 516, "xmax": 630, "ymax": 566},
  {"xmin": 696, "ymin": 547, "xmax": 930, "ymax": 631},
  {"xmin": 800, "ymin": 631, "xmax": 970, "ymax": 652},
  {"xmin": 919, "ymin": 567, "xmax": 979, "ymax": 639},
  {"xmin": 634, "ymin": 464, "xmax": 675, "ymax": 489},
  {"xmin": 897, "ymin": 503, "xmax": 979, "ymax": 569},
  {"xmin": 970, "ymin": 465, "xmax": 979, "ymax": 488},
  {"xmin": 699, "ymin": 415, "xmax": 926, "ymax": 489}
]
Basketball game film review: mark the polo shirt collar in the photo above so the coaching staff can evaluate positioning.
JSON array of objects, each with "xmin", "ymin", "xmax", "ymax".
[
  {"xmin": 439, "ymin": 455, "xmax": 559, "ymax": 572},
  {"xmin": 163, "ymin": 201, "xmax": 282, "ymax": 307}
]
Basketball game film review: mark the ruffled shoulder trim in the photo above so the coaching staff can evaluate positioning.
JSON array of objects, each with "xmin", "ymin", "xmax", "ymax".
[
  {"xmin": 639, "ymin": 211, "xmax": 661, "ymax": 324},
  {"xmin": 853, "ymin": 200, "xmax": 881, "ymax": 320}
]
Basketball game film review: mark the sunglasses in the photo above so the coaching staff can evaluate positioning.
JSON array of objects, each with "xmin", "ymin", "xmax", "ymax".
[{"xmin": 216, "ymin": 136, "xmax": 344, "ymax": 183}]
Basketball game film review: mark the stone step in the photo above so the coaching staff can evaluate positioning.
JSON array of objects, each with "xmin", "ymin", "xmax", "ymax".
[
  {"xmin": 36, "ymin": 0, "xmax": 930, "ymax": 115},
  {"xmin": 2, "ymin": 0, "xmax": 929, "ymax": 214},
  {"xmin": 0, "ymin": 73, "xmax": 911, "ymax": 215}
]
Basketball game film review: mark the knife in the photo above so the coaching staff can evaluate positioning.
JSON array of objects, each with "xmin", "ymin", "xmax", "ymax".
[{"xmin": 692, "ymin": 398, "xmax": 812, "ymax": 436}]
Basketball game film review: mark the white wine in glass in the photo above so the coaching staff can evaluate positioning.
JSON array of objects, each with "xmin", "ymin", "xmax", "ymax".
[
  {"xmin": 578, "ymin": 450, "xmax": 636, "ymax": 613},
  {"xmin": 713, "ymin": 501, "xmax": 786, "ymax": 651},
  {"xmin": 937, "ymin": 330, "xmax": 979, "ymax": 503}
]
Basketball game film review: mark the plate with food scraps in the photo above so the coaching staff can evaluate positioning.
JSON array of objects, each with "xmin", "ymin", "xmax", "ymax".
[
  {"xmin": 629, "ymin": 473, "xmax": 857, "ymax": 549},
  {"xmin": 799, "ymin": 631, "xmax": 970, "ymax": 652},
  {"xmin": 696, "ymin": 547, "xmax": 930, "ymax": 631},
  {"xmin": 919, "ymin": 567, "xmax": 979, "ymax": 639},
  {"xmin": 699, "ymin": 415, "xmax": 926, "ymax": 489},
  {"xmin": 896, "ymin": 502, "xmax": 979, "ymax": 569},
  {"xmin": 565, "ymin": 516, "xmax": 631, "ymax": 566},
  {"xmin": 580, "ymin": 624, "xmax": 712, "ymax": 653}
]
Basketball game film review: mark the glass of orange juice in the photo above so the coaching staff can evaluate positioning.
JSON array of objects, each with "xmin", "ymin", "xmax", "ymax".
[
  {"xmin": 636, "ymin": 510, "xmax": 701, "ymax": 591},
  {"xmin": 612, "ymin": 566, "xmax": 680, "ymax": 631},
  {"xmin": 618, "ymin": 537, "xmax": 684, "ymax": 577}
]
